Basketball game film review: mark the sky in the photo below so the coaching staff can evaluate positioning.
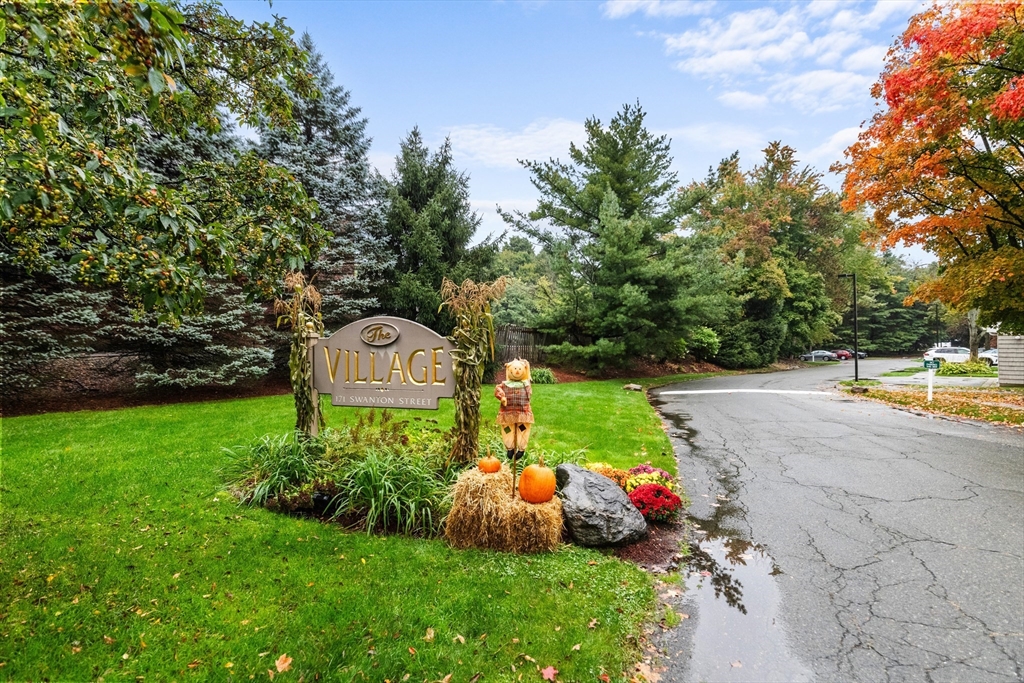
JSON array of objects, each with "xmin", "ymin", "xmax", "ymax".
[{"xmin": 223, "ymin": 0, "xmax": 931, "ymax": 261}]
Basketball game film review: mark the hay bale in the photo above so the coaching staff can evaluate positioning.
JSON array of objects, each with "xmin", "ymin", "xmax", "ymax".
[{"xmin": 445, "ymin": 464, "xmax": 563, "ymax": 553}]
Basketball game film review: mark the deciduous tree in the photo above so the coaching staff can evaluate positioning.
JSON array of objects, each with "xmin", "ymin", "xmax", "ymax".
[
  {"xmin": 839, "ymin": 1, "xmax": 1024, "ymax": 331},
  {"xmin": 0, "ymin": 1, "xmax": 320, "ymax": 319}
]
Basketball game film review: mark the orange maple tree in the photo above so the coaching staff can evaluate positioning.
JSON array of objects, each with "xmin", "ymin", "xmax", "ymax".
[{"xmin": 838, "ymin": 1, "xmax": 1024, "ymax": 331}]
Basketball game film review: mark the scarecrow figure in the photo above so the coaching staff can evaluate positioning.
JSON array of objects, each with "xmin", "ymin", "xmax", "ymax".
[{"xmin": 495, "ymin": 358, "xmax": 533, "ymax": 461}]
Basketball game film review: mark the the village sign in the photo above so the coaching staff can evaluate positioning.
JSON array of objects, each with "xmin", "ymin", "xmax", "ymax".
[{"xmin": 311, "ymin": 316, "xmax": 455, "ymax": 409}]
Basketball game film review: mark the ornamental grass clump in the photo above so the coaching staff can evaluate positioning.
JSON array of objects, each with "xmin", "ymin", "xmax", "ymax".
[
  {"xmin": 629, "ymin": 483, "xmax": 682, "ymax": 523},
  {"xmin": 222, "ymin": 432, "xmax": 329, "ymax": 506},
  {"xmin": 330, "ymin": 449, "xmax": 452, "ymax": 536}
]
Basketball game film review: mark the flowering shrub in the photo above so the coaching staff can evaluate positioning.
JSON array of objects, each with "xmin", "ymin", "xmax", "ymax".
[
  {"xmin": 585, "ymin": 462, "xmax": 631, "ymax": 489},
  {"xmin": 629, "ymin": 483, "xmax": 682, "ymax": 523},
  {"xmin": 628, "ymin": 462, "xmax": 673, "ymax": 480},
  {"xmin": 625, "ymin": 472, "xmax": 674, "ymax": 492}
]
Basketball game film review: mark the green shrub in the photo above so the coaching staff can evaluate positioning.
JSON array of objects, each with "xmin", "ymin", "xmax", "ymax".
[
  {"xmin": 222, "ymin": 432, "xmax": 328, "ymax": 506},
  {"xmin": 688, "ymin": 326, "xmax": 721, "ymax": 361},
  {"xmin": 531, "ymin": 367, "xmax": 557, "ymax": 384},
  {"xmin": 936, "ymin": 360, "xmax": 997, "ymax": 376},
  {"xmin": 330, "ymin": 449, "xmax": 452, "ymax": 536}
]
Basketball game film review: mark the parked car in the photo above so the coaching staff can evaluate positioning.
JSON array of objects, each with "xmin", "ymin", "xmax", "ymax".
[
  {"xmin": 843, "ymin": 349, "xmax": 868, "ymax": 359},
  {"xmin": 832, "ymin": 349, "xmax": 853, "ymax": 360},
  {"xmin": 801, "ymin": 350, "xmax": 839, "ymax": 362},
  {"xmin": 979, "ymin": 349, "xmax": 998, "ymax": 366},
  {"xmin": 923, "ymin": 347, "xmax": 971, "ymax": 363}
]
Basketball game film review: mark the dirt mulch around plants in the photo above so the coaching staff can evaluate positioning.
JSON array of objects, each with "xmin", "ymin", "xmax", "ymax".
[{"xmin": 614, "ymin": 520, "xmax": 687, "ymax": 572}]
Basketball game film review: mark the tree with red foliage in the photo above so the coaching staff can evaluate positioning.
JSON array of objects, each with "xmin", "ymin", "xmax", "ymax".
[{"xmin": 838, "ymin": 1, "xmax": 1024, "ymax": 331}]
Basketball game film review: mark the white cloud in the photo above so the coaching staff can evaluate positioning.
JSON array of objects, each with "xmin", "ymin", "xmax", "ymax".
[
  {"xmin": 717, "ymin": 90, "xmax": 769, "ymax": 110},
  {"xmin": 768, "ymin": 70, "xmax": 874, "ymax": 113},
  {"xmin": 471, "ymin": 199, "xmax": 535, "ymax": 243},
  {"xmin": 843, "ymin": 44, "xmax": 889, "ymax": 71},
  {"xmin": 640, "ymin": 1, "xmax": 918, "ymax": 114},
  {"xmin": 446, "ymin": 118, "xmax": 583, "ymax": 169},
  {"xmin": 828, "ymin": 0, "xmax": 922, "ymax": 31},
  {"xmin": 665, "ymin": 122, "xmax": 768, "ymax": 154},
  {"xmin": 804, "ymin": 126, "xmax": 861, "ymax": 168},
  {"xmin": 603, "ymin": 0, "xmax": 715, "ymax": 19}
]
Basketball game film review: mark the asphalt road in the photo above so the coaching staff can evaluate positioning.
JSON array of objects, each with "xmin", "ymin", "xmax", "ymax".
[{"xmin": 650, "ymin": 360, "xmax": 1024, "ymax": 683}]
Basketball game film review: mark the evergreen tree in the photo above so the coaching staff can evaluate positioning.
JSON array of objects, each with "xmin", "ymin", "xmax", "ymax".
[
  {"xmin": 0, "ymin": 260, "xmax": 108, "ymax": 395},
  {"xmin": 376, "ymin": 129, "xmax": 496, "ymax": 333},
  {"xmin": 503, "ymin": 103, "xmax": 701, "ymax": 369},
  {"xmin": 257, "ymin": 34, "xmax": 389, "ymax": 333}
]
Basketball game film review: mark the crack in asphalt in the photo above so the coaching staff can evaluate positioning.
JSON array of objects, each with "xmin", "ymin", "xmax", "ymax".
[{"xmin": 649, "ymin": 362, "xmax": 1024, "ymax": 683}]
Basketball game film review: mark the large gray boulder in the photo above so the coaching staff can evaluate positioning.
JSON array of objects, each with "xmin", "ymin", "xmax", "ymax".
[{"xmin": 555, "ymin": 464, "xmax": 647, "ymax": 546}]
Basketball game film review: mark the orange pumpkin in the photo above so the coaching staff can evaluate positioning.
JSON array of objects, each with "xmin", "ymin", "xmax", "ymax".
[
  {"xmin": 519, "ymin": 456, "xmax": 556, "ymax": 503},
  {"xmin": 478, "ymin": 455, "xmax": 501, "ymax": 474}
]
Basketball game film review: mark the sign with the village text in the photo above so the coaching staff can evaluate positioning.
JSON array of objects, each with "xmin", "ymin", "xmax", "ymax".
[{"xmin": 312, "ymin": 316, "xmax": 455, "ymax": 409}]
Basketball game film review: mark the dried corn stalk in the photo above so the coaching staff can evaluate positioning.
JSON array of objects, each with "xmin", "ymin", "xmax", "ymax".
[
  {"xmin": 275, "ymin": 272, "xmax": 325, "ymax": 435},
  {"xmin": 440, "ymin": 276, "xmax": 507, "ymax": 464}
]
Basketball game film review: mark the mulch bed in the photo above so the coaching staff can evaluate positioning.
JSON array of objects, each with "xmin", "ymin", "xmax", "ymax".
[{"xmin": 614, "ymin": 520, "xmax": 686, "ymax": 572}]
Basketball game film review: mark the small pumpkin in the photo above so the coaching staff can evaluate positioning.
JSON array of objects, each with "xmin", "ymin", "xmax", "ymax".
[
  {"xmin": 519, "ymin": 455, "xmax": 556, "ymax": 504},
  {"xmin": 478, "ymin": 453, "xmax": 501, "ymax": 474}
]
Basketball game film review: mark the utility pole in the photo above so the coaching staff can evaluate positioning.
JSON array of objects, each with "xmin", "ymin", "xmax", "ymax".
[{"xmin": 840, "ymin": 273, "xmax": 859, "ymax": 382}]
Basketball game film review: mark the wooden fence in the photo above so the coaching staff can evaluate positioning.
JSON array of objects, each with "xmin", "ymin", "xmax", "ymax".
[{"xmin": 494, "ymin": 324, "xmax": 546, "ymax": 363}]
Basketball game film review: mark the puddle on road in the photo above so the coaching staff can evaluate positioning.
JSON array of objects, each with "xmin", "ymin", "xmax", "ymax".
[{"xmin": 651, "ymin": 396, "xmax": 813, "ymax": 683}]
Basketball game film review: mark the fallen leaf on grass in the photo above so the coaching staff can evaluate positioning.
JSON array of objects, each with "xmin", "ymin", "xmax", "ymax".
[
  {"xmin": 258, "ymin": 652, "xmax": 269, "ymax": 657},
  {"xmin": 522, "ymin": 655, "xmax": 536, "ymax": 663},
  {"xmin": 541, "ymin": 666, "xmax": 558, "ymax": 681},
  {"xmin": 408, "ymin": 647, "xmax": 417, "ymax": 656},
  {"xmin": 103, "ymin": 635, "xmax": 114, "ymax": 645},
  {"xmin": 440, "ymin": 675, "xmax": 452, "ymax": 683},
  {"xmin": 468, "ymin": 674, "xmax": 481, "ymax": 683},
  {"xmin": 71, "ymin": 646, "xmax": 81, "ymax": 654},
  {"xmin": 187, "ymin": 659, "xmax": 200, "ymax": 669},
  {"xmin": 599, "ymin": 675, "xmax": 610, "ymax": 682},
  {"xmin": 275, "ymin": 654, "xmax": 292, "ymax": 672},
  {"xmin": 588, "ymin": 618, "xmax": 599, "ymax": 629},
  {"xmin": 267, "ymin": 670, "xmax": 275, "ymax": 680},
  {"xmin": 224, "ymin": 662, "xmax": 233, "ymax": 669},
  {"xmin": 453, "ymin": 634, "xmax": 465, "ymax": 644},
  {"xmin": 423, "ymin": 627, "xmax": 435, "ymax": 642},
  {"xmin": 572, "ymin": 643, "xmax": 581, "ymax": 651}
]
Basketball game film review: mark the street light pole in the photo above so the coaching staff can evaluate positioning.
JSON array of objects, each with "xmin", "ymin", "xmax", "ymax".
[{"xmin": 840, "ymin": 273, "xmax": 859, "ymax": 382}]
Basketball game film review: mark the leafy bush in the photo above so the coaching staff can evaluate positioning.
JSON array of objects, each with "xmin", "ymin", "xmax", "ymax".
[
  {"xmin": 543, "ymin": 339, "xmax": 627, "ymax": 373},
  {"xmin": 935, "ymin": 360, "xmax": 997, "ymax": 376},
  {"xmin": 222, "ymin": 432, "xmax": 328, "ymax": 506},
  {"xmin": 688, "ymin": 326, "xmax": 721, "ymax": 361},
  {"xmin": 628, "ymin": 462, "xmax": 673, "ymax": 479},
  {"xmin": 531, "ymin": 367, "xmax": 557, "ymax": 384},
  {"xmin": 586, "ymin": 462, "xmax": 630, "ymax": 489},
  {"xmin": 330, "ymin": 449, "xmax": 452, "ymax": 536},
  {"xmin": 629, "ymin": 483, "xmax": 682, "ymax": 522},
  {"xmin": 625, "ymin": 472, "xmax": 675, "ymax": 493}
]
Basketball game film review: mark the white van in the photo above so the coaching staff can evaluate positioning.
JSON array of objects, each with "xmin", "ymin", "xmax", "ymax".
[{"xmin": 923, "ymin": 347, "xmax": 971, "ymax": 364}]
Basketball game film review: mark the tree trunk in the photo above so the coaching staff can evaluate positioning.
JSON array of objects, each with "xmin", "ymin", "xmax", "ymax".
[{"xmin": 967, "ymin": 308, "xmax": 981, "ymax": 361}]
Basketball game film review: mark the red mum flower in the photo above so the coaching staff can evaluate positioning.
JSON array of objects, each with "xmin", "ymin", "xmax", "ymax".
[{"xmin": 628, "ymin": 483, "xmax": 682, "ymax": 523}]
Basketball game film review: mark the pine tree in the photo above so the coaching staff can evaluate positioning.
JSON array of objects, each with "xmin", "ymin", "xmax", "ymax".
[
  {"xmin": 0, "ymin": 259, "xmax": 108, "ymax": 395},
  {"xmin": 376, "ymin": 129, "xmax": 497, "ymax": 333},
  {"xmin": 502, "ymin": 103, "xmax": 697, "ymax": 369},
  {"xmin": 258, "ymin": 34, "xmax": 389, "ymax": 333}
]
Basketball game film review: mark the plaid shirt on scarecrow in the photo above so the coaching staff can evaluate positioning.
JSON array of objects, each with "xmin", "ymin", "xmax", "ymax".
[{"xmin": 495, "ymin": 381, "xmax": 534, "ymax": 425}]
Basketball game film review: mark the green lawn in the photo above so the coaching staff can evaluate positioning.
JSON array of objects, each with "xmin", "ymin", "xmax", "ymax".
[
  {"xmin": 881, "ymin": 367, "xmax": 926, "ymax": 377},
  {"xmin": 0, "ymin": 380, "xmax": 682, "ymax": 681}
]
